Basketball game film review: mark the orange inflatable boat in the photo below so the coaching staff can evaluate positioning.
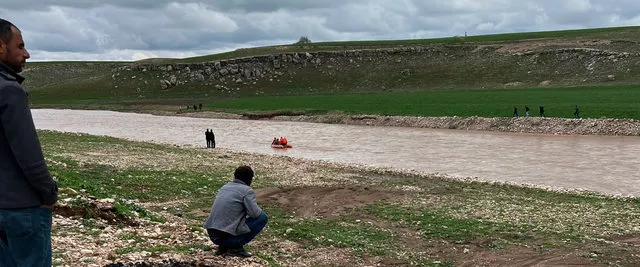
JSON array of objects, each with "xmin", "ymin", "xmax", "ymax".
[{"xmin": 271, "ymin": 144, "xmax": 292, "ymax": 149}]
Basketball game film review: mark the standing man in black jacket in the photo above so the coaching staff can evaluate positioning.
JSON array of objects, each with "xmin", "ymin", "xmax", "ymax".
[
  {"xmin": 205, "ymin": 129, "xmax": 211, "ymax": 148},
  {"xmin": 0, "ymin": 18, "xmax": 58, "ymax": 267}
]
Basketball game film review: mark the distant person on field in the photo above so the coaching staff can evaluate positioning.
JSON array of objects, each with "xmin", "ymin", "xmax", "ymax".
[
  {"xmin": 204, "ymin": 166, "xmax": 268, "ymax": 258},
  {"xmin": 513, "ymin": 106, "xmax": 518, "ymax": 117},
  {"xmin": 199, "ymin": 103, "xmax": 203, "ymax": 110},
  {"xmin": 574, "ymin": 105, "xmax": 580, "ymax": 118},
  {"xmin": 525, "ymin": 105, "xmax": 530, "ymax": 117},
  {"xmin": 193, "ymin": 104, "xmax": 198, "ymax": 111},
  {"xmin": 0, "ymin": 18, "xmax": 59, "ymax": 267},
  {"xmin": 539, "ymin": 106, "xmax": 545, "ymax": 117}
]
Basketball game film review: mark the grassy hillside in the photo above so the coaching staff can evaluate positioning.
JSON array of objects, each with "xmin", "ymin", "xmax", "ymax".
[
  {"xmin": 22, "ymin": 26, "xmax": 640, "ymax": 119},
  {"xmin": 176, "ymin": 26, "xmax": 640, "ymax": 63}
]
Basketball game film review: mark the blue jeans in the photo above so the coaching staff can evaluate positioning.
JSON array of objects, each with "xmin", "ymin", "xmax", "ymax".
[
  {"xmin": 208, "ymin": 212, "xmax": 268, "ymax": 247},
  {"xmin": 0, "ymin": 207, "xmax": 53, "ymax": 267}
]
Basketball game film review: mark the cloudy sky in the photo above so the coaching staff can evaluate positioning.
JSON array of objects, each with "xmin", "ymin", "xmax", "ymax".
[{"xmin": 1, "ymin": 0, "xmax": 639, "ymax": 61}]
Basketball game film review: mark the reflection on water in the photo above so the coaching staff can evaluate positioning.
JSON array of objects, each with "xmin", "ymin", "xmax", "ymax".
[{"xmin": 32, "ymin": 109, "xmax": 640, "ymax": 196}]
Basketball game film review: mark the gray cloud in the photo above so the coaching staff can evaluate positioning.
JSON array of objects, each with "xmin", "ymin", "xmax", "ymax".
[
  {"xmin": 211, "ymin": 0, "xmax": 368, "ymax": 12},
  {"xmin": 3, "ymin": 0, "xmax": 366, "ymax": 11},
  {"xmin": 6, "ymin": 3, "xmax": 238, "ymax": 52},
  {"xmin": 0, "ymin": 0, "xmax": 638, "ymax": 61},
  {"xmin": 1, "ymin": 0, "xmax": 203, "ymax": 11}
]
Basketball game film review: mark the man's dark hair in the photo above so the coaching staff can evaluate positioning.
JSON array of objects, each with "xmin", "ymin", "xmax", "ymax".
[
  {"xmin": 234, "ymin": 165, "xmax": 254, "ymax": 186},
  {"xmin": 0, "ymin": 19, "xmax": 15, "ymax": 44}
]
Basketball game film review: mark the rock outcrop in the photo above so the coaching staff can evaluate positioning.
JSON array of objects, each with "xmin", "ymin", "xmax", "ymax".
[{"xmin": 109, "ymin": 41, "xmax": 640, "ymax": 95}]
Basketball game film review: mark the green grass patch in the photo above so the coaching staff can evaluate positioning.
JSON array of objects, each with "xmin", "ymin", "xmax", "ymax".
[
  {"xmin": 51, "ymin": 164, "xmax": 209, "ymax": 201},
  {"xmin": 114, "ymin": 201, "xmax": 166, "ymax": 223},
  {"xmin": 38, "ymin": 130, "xmax": 231, "ymax": 220},
  {"xmin": 362, "ymin": 203, "xmax": 549, "ymax": 247},
  {"xmin": 265, "ymin": 207, "xmax": 392, "ymax": 256},
  {"xmin": 208, "ymin": 85, "xmax": 640, "ymax": 119},
  {"xmin": 264, "ymin": 207, "xmax": 455, "ymax": 266},
  {"xmin": 119, "ymin": 233, "xmax": 145, "ymax": 243},
  {"xmin": 381, "ymin": 175, "xmax": 640, "ymax": 241},
  {"xmin": 255, "ymin": 251, "xmax": 282, "ymax": 267}
]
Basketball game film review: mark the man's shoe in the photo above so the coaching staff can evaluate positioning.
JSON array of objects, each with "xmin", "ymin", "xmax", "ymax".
[
  {"xmin": 214, "ymin": 245, "xmax": 228, "ymax": 256},
  {"xmin": 226, "ymin": 247, "xmax": 252, "ymax": 258}
]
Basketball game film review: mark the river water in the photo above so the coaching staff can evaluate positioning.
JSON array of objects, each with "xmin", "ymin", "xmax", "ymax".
[{"xmin": 32, "ymin": 109, "xmax": 640, "ymax": 196}]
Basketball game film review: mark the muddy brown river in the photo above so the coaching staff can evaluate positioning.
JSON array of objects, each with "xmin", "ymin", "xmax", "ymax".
[{"xmin": 32, "ymin": 109, "xmax": 640, "ymax": 196}]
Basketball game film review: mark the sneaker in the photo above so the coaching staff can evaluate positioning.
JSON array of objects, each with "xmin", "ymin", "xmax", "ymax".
[
  {"xmin": 214, "ymin": 245, "xmax": 228, "ymax": 256},
  {"xmin": 226, "ymin": 247, "xmax": 252, "ymax": 258}
]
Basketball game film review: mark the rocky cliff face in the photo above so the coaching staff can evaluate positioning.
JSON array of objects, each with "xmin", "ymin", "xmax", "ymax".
[{"xmin": 109, "ymin": 41, "xmax": 640, "ymax": 96}]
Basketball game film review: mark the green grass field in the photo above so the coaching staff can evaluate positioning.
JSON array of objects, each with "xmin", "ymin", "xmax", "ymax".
[{"xmin": 207, "ymin": 85, "xmax": 640, "ymax": 119}]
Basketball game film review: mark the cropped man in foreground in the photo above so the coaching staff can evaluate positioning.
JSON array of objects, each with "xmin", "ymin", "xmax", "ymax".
[
  {"xmin": 0, "ymin": 18, "xmax": 59, "ymax": 266},
  {"xmin": 204, "ymin": 165, "xmax": 268, "ymax": 257}
]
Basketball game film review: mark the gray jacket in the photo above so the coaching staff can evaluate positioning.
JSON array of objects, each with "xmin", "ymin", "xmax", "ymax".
[
  {"xmin": 203, "ymin": 179, "xmax": 263, "ymax": 235},
  {"xmin": 0, "ymin": 63, "xmax": 58, "ymax": 208}
]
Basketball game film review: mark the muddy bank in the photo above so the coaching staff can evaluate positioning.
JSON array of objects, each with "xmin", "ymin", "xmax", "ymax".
[
  {"xmin": 167, "ymin": 111, "xmax": 640, "ymax": 136},
  {"xmin": 279, "ymin": 114, "xmax": 640, "ymax": 136}
]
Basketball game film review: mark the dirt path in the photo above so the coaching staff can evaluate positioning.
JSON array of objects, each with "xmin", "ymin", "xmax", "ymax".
[{"xmin": 256, "ymin": 186, "xmax": 399, "ymax": 219}]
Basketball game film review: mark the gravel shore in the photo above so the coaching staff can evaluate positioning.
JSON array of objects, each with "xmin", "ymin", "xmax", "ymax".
[{"xmin": 169, "ymin": 111, "xmax": 640, "ymax": 136}]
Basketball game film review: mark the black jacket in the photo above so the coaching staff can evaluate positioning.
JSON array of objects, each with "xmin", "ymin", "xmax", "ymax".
[{"xmin": 0, "ymin": 63, "xmax": 58, "ymax": 208}]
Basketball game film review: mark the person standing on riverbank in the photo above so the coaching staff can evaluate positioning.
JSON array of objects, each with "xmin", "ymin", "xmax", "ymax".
[
  {"xmin": 513, "ymin": 106, "xmax": 518, "ymax": 117},
  {"xmin": 205, "ymin": 129, "xmax": 210, "ymax": 148},
  {"xmin": 574, "ymin": 105, "xmax": 580, "ymax": 118},
  {"xmin": 205, "ymin": 129, "xmax": 216, "ymax": 148},
  {"xmin": 539, "ymin": 106, "xmax": 545, "ymax": 117},
  {"xmin": 0, "ymin": 18, "xmax": 58, "ymax": 267},
  {"xmin": 525, "ymin": 105, "xmax": 530, "ymax": 117}
]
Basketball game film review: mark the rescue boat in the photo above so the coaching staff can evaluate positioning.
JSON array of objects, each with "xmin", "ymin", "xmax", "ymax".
[{"xmin": 271, "ymin": 144, "xmax": 292, "ymax": 149}]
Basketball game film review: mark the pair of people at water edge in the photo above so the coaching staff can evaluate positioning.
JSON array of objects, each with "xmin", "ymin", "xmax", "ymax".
[
  {"xmin": 0, "ymin": 18, "xmax": 59, "ymax": 266},
  {"xmin": 205, "ymin": 129, "xmax": 216, "ymax": 148},
  {"xmin": 204, "ymin": 165, "xmax": 268, "ymax": 257}
]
